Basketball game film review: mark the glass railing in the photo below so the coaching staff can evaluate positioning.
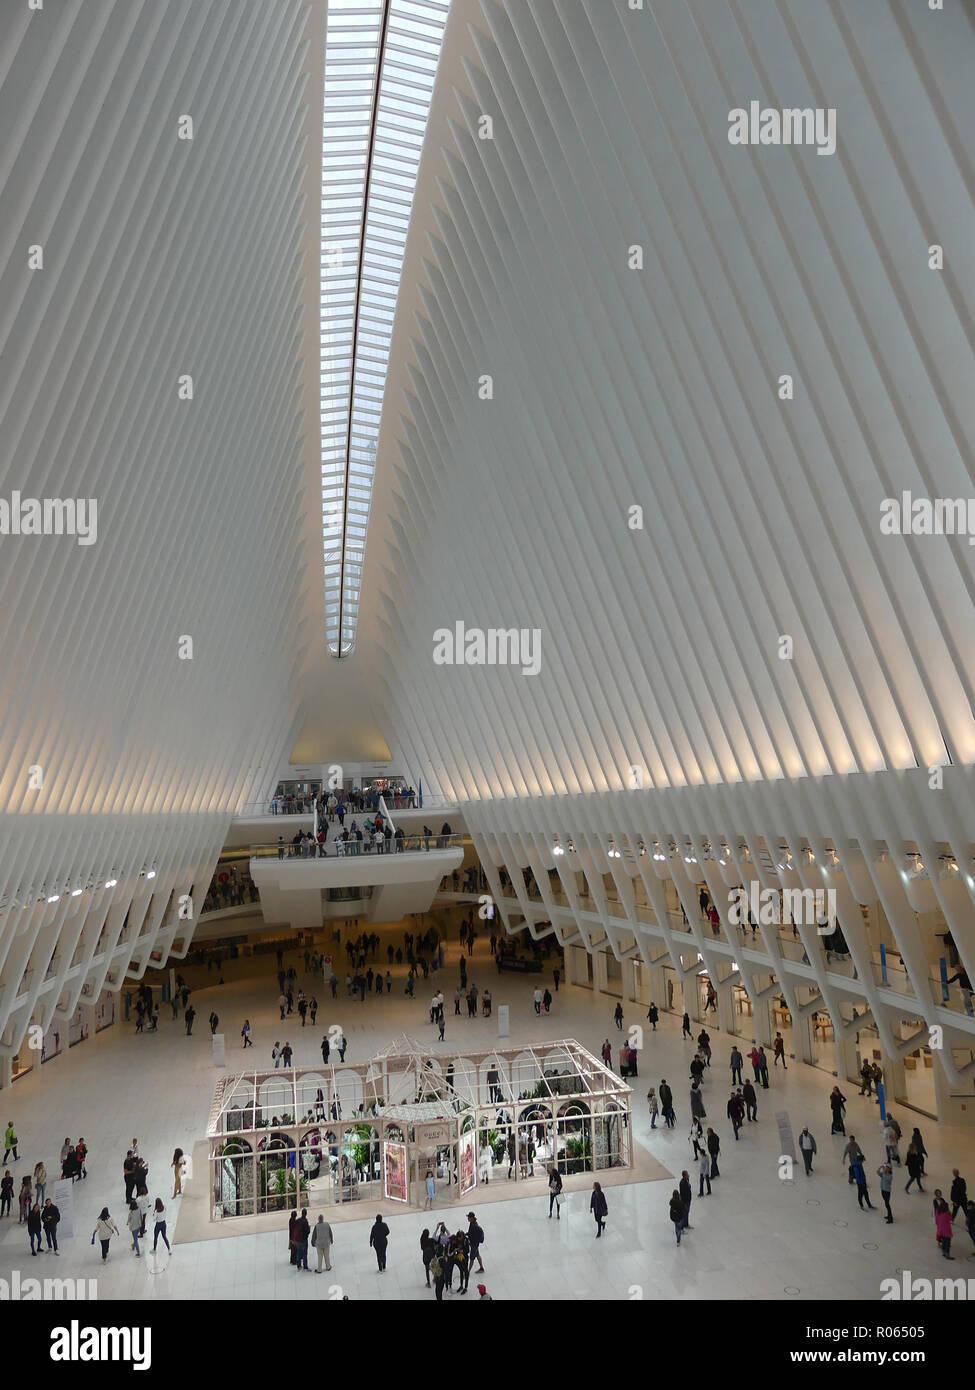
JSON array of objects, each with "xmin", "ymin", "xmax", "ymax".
[{"xmin": 250, "ymin": 834, "xmax": 465, "ymax": 860}]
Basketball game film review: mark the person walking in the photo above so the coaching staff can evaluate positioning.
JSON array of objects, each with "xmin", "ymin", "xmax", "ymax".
[
  {"xmin": 209, "ymin": 1011, "xmax": 218, "ymax": 1035},
  {"xmin": 911, "ymin": 1128, "xmax": 927, "ymax": 1174},
  {"xmin": 905, "ymin": 1143, "xmax": 925, "ymax": 1193},
  {"xmin": 151, "ymin": 1198, "xmax": 171, "ymax": 1253},
  {"xmin": 590, "ymin": 1181, "xmax": 608, "ymax": 1237},
  {"xmin": 690, "ymin": 1081, "xmax": 706, "ymax": 1122},
  {"xmin": 679, "ymin": 1171, "xmax": 693, "ymax": 1230},
  {"xmin": 647, "ymin": 1002, "xmax": 658, "ymax": 1030},
  {"xmin": 706, "ymin": 1128, "xmax": 721, "ymax": 1178},
  {"xmin": 420, "ymin": 1228, "xmax": 435, "ymax": 1287},
  {"xmin": 18, "ymin": 1175, "xmax": 32, "ymax": 1224},
  {"xmin": 533, "ymin": 987, "xmax": 542, "ymax": 1016},
  {"xmin": 877, "ymin": 1163, "xmax": 894, "ymax": 1223},
  {"xmin": 730, "ymin": 1046, "xmax": 743, "ymax": 1086},
  {"xmin": 548, "ymin": 1166, "xmax": 563, "ymax": 1218},
  {"xmin": 727, "ymin": 1091, "xmax": 743, "ymax": 1140},
  {"xmin": 430, "ymin": 1245, "xmax": 447, "ymax": 1300},
  {"xmin": 659, "ymin": 1079, "xmax": 675, "ymax": 1129},
  {"xmin": 466, "ymin": 1212, "xmax": 485, "ymax": 1273},
  {"xmin": 883, "ymin": 1121, "xmax": 901, "ymax": 1167},
  {"xmin": 92, "ymin": 1208, "xmax": 119, "ymax": 1262},
  {"xmin": 757, "ymin": 1047, "xmax": 769, "ymax": 1088},
  {"xmin": 294, "ymin": 1209, "xmax": 310, "ymax": 1270},
  {"xmin": 41, "ymin": 1198, "xmax": 60, "ymax": 1253},
  {"xmin": 850, "ymin": 1157, "xmax": 873, "ymax": 1209},
  {"xmin": 773, "ymin": 1033, "xmax": 787, "ymax": 1069},
  {"xmin": 27, "ymin": 1202, "xmax": 42, "ymax": 1255},
  {"xmin": 935, "ymin": 1197, "xmax": 954, "ymax": 1258},
  {"xmin": 829, "ymin": 1086, "xmax": 846, "ymax": 1134},
  {"xmin": 33, "ymin": 1161, "xmax": 47, "ymax": 1206},
  {"xmin": 799, "ymin": 1127, "xmax": 817, "ymax": 1174},
  {"xmin": 171, "ymin": 1149, "xmax": 185, "ymax": 1198},
  {"xmin": 0, "ymin": 1170, "xmax": 12, "ymax": 1218},
  {"xmin": 3, "ymin": 1121, "xmax": 18, "ymax": 1164},
  {"xmin": 743, "ymin": 1079, "xmax": 758, "ymax": 1122},
  {"xmin": 241, "ymin": 1019, "xmax": 253, "ymax": 1048},
  {"xmin": 670, "ymin": 1189, "xmax": 685, "ymax": 1244},
  {"xmin": 698, "ymin": 1146, "xmax": 712, "ymax": 1196},
  {"xmin": 682, "ymin": 1012, "xmax": 692, "ymax": 1040},
  {"xmin": 184, "ymin": 1004, "xmax": 196, "ymax": 1035},
  {"xmin": 950, "ymin": 1169, "xmax": 968, "ymax": 1220},
  {"xmin": 647, "ymin": 1087, "xmax": 659, "ymax": 1130},
  {"xmin": 126, "ymin": 1199, "xmax": 143, "ymax": 1255},
  {"xmin": 614, "ymin": 1003, "xmax": 624, "ymax": 1031},
  {"xmin": 965, "ymin": 1201, "xmax": 975, "ymax": 1255},
  {"xmin": 842, "ymin": 1136, "xmax": 865, "ymax": 1184},
  {"xmin": 370, "ymin": 1215, "xmax": 390, "ymax": 1271}
]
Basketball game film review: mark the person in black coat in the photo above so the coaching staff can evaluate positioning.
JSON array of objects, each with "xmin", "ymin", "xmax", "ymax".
[
  {"xmin": 678, "ymin": 1171, "xmax": 693, "ymax": 1230},
  {"xmin": 706, "ymin": 1127, "xmax": 721, "ymax": 1178},
  {"xmin": 41, "ymin": 1199, "xmax": 61, "ymax": 1252},
  {"xmin": 647, "ymin": 1003, "xmax": 659, "ymax": 1031},
  {"xmin": 670, "ymin": 1190, "xmax": 685, "ymax": 1244},
  {"xmin": 950, "ymin": 1170, "xmax": 968, "ymax": 1219},
  {"xmin": 27, "ymin": 1202, "xmax": 43, "ymax": 1255},
  {"xmin": 905, "ymin": 1145, "xmax": 925, "ymax": 1193},
  {"xmin": 370, "ymin": 1215, "xmax": 390, "ymax": 1271},
  {"xmin": 742, "ymin": 1080, "xmax": 758, "ymax": 1122},
  {"xmin": 590, "ymin": 1182, "xmax": 608, "ymax": 1237},
  {"xmin": 659, "ymin": 1080, "xmax": 675, "ymax": 1128},
  {"xmin": 829, "ymin": 1087, "xmax": 846, "ymax": 1135},
  {"xmin": 547, "ymin": 1166, "xmax": 563, "ymax": 1218}
]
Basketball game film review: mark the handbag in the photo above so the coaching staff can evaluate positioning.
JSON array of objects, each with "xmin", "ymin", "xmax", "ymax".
[{"xmin": 555, "ymin": 1193, "xmax": 563, "ymax": 1207}]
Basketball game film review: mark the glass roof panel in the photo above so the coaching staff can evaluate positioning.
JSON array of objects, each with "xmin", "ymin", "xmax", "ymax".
[{"xmin": 321, "ymin": 0, "xmax": 450, "ymax": 657}]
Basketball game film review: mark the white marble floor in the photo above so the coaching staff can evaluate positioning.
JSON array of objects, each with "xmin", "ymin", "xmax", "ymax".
[{"xmin": 1, "ymin": 924, "xmax": 973, "ymax": 1301}]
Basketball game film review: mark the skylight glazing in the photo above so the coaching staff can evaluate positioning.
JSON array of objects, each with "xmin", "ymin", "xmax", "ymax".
[{"xmin": 321, "ymin": 0, "xmax": 450, "ymax": 655}]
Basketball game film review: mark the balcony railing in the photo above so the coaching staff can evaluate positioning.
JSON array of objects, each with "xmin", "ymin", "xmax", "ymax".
[{"xmin": 250, "ymin": 833, "xmax": 465, "ymax": 859}]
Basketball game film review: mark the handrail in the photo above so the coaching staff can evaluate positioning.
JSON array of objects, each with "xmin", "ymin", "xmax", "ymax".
[{"xmin": 250, "ymin": 834, "xmax": 465, "ymax": 859}]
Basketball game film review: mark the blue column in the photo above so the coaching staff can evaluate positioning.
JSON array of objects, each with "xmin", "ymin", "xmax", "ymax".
[{"xmin": 877, "ymin": 1079, "xmax": 886, "ymax": 1123}]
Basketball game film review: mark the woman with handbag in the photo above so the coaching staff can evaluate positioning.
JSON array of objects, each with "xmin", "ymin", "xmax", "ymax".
[
  {"xmin": 590, "ymin": 1181, "xmax": 608, "ymax": 1238},
  {"xmin": 548, "ymin": 1165, "xmax": 563, "ymax": 1219},
  {"xmin": 92, "ymin": 1208, "xmax": 119, "ymax": 1262}
]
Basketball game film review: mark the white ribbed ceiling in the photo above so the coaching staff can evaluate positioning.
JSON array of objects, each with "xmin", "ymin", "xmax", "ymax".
[
  {"xmin": 0, "ymin": 0, "xmax": 326, "ymax": 1057},
  {"xmin": 362, "ymin": 0, "xmax": 975, "ymax": 802}
]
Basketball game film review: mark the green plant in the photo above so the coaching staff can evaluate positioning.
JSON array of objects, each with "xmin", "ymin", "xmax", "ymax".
[{"xmin": 564, "ymin": 1135, "xmax": 592, "ymax": 1174}]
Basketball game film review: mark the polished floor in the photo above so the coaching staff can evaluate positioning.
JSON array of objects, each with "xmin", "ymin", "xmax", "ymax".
[{"xmin": 1, "ymin": 922, "xmax": 972, "ymax": 1301}]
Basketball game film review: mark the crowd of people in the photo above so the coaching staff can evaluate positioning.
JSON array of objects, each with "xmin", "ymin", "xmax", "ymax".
[{"xmin": 270, "ymin": 785, "xmax": 418, "ymax": 817}]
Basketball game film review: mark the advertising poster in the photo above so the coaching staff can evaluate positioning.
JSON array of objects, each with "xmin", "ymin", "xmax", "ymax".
[
  {"xmin": 52, "ymin": 1178, "xmax": 74, "ymax": 1239},
  {"xmin": 460, "ymin": 1132, "xmax": 476, "ymax": 1195},
  {"xmin": 384, "ymin": 1140, "xmax": 408, "ymax": 1203}
]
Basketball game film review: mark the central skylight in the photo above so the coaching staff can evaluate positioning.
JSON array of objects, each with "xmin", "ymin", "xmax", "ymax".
[{"xmin": 321, "ymin": 0, "xmax": 450, "ymax": 656}]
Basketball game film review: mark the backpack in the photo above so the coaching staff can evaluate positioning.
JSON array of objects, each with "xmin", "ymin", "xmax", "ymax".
[
  {"xmin": 474, "ymin": 1224, "xmax": 485, "ymax": 1244},
  {"xmin": 430, "ymin": 1256, "xmax": 443, "ymax": 1278}
]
